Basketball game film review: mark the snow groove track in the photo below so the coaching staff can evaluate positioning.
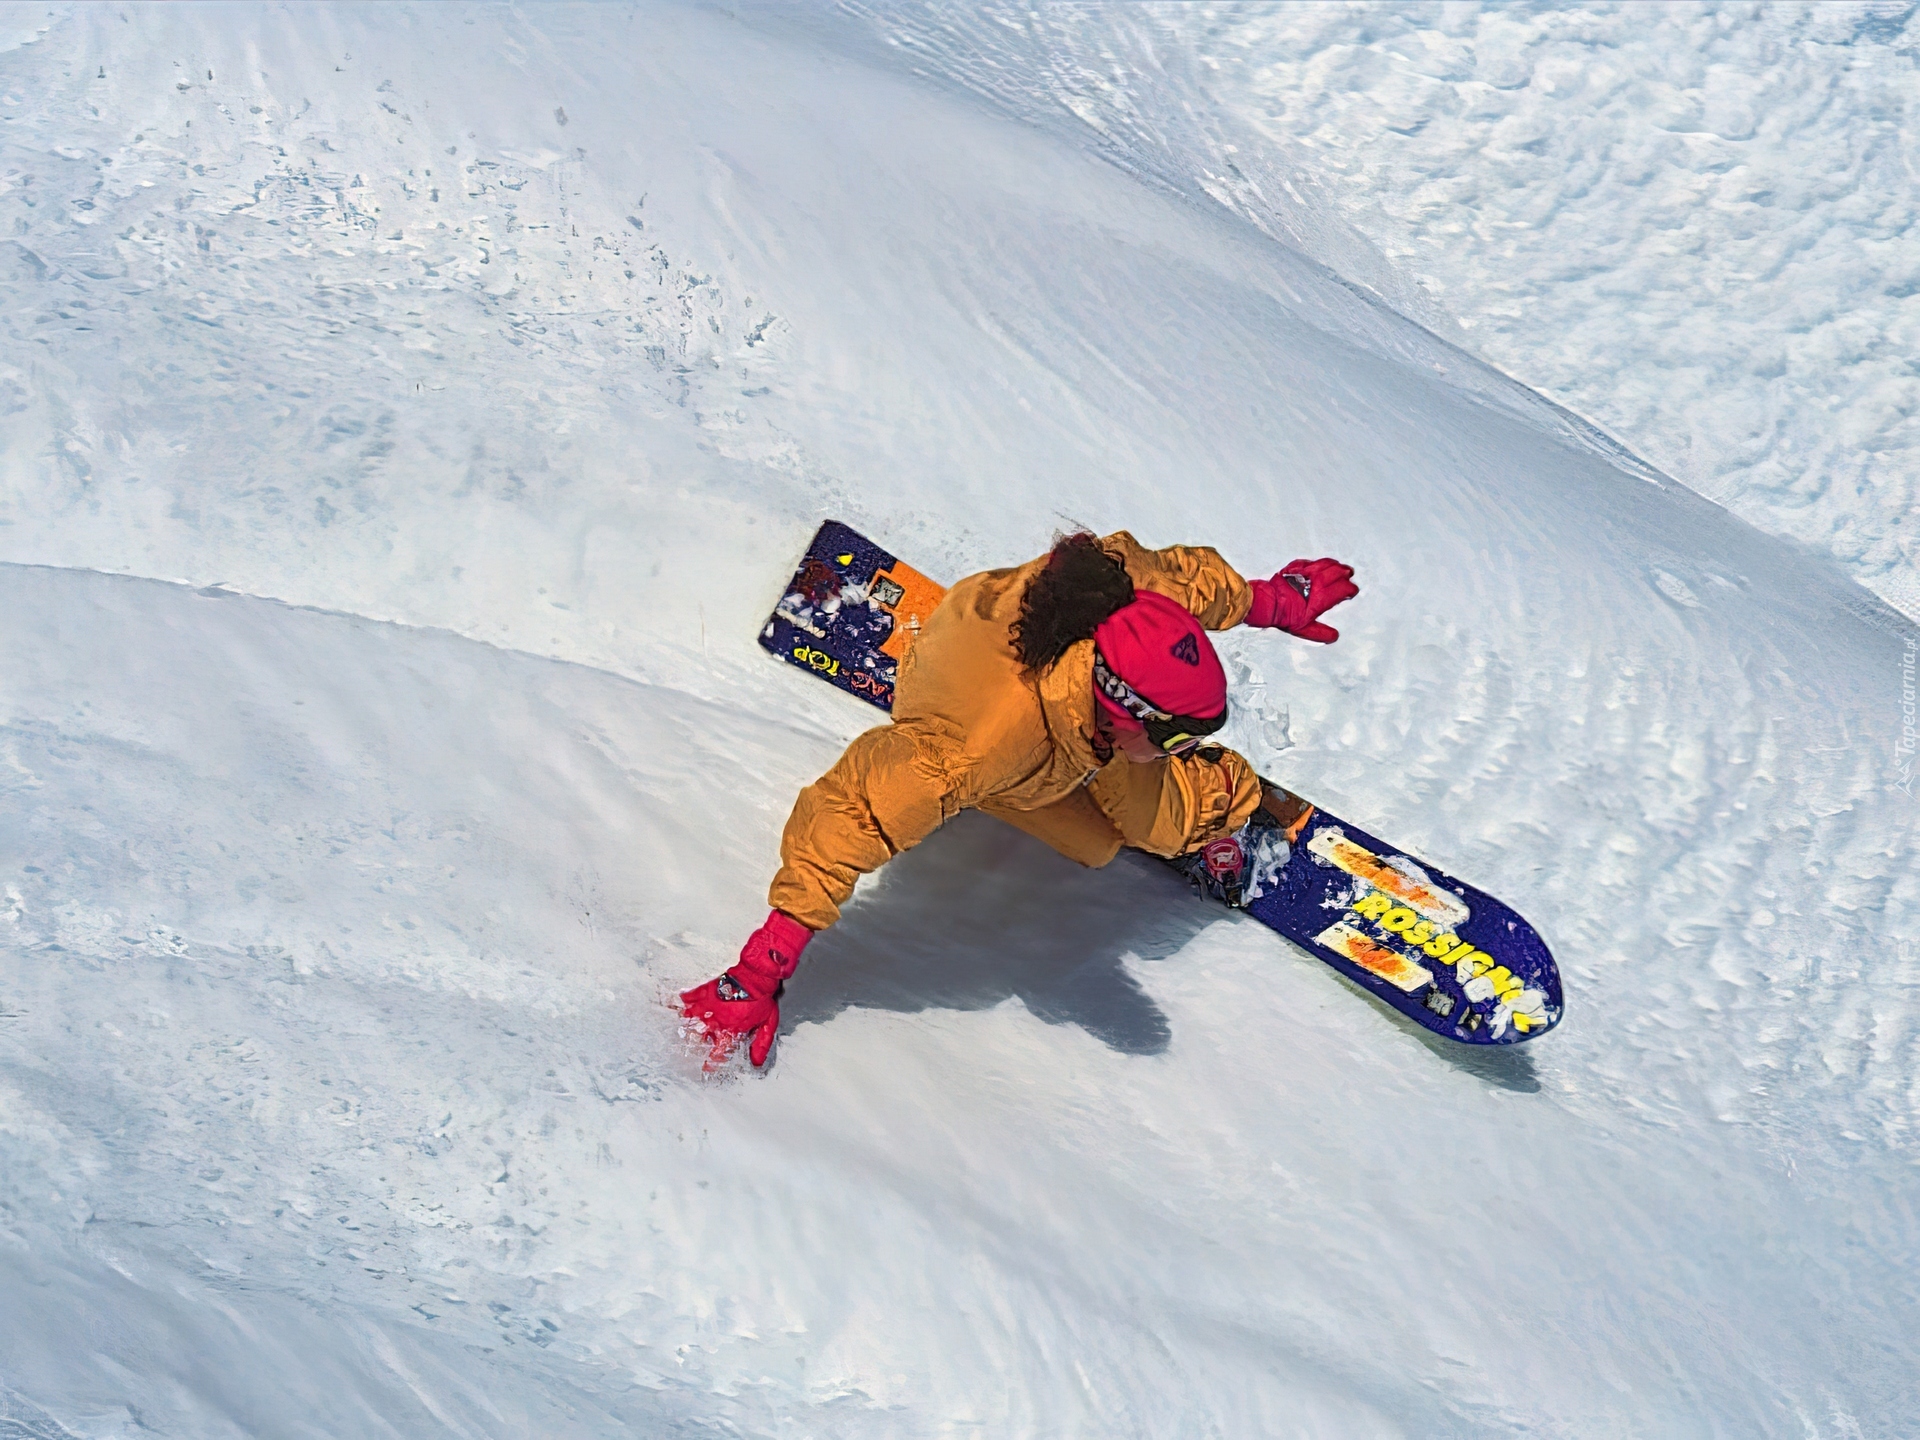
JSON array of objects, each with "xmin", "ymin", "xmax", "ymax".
[
  {"xmin": 0, "ymin": 564, "xmax": 832, "ymax": 1437},
  {"xmin": 0, "ymin": 3, "xmax": 1916, "ymax": 1435}
]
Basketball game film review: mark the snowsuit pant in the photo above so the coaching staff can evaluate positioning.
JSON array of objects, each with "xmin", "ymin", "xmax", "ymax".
[{"xmin": 979, "ymin": 747, "xmax": 1263, "ymax": 869}]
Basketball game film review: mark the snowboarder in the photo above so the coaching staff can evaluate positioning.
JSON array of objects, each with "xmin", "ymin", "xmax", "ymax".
[{"xmin": 682, "ymin": 531, "xmax": 1359, "ymax": 1066}]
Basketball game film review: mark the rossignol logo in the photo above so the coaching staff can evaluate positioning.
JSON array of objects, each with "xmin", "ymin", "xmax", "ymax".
[{"xmin": 1346, "ymin": 890, "xmax": 1532, "ymax": 1015}]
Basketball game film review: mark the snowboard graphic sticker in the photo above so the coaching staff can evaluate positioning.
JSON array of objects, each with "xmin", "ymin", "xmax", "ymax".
[
  {"xmin": 761, "ymin": 521, "xmax": 1563, "ymax": 1045},
  {"xmin": 758, "ymin": 520, "xmax": 944, "ymax": 712}
]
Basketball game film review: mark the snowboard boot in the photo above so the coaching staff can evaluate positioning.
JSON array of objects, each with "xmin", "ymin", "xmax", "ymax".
[
  {"xmin": 1257, "ymin": 784, "xmax": 1315, "ymax": 843},
  {"xmin": 1172, "ymin": 784, "xmax": 1315, "ymax": 909}
]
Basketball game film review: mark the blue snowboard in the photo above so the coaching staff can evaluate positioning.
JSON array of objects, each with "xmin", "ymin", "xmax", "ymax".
[{"xmin": 761, "ymin": 521, "xmax": 1563, "ymax": 1045}]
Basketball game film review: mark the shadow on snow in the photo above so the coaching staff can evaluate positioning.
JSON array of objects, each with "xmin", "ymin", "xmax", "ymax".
[
  {"xmin": 783, "ymin": 811, "xmax": 1542, "ymax": 1092},
  {"xmin": 781, "ymin": 812, "xmax": 1209, "ymax": 1057}
]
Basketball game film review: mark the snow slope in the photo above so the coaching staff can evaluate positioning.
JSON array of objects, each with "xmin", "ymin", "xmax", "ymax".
[
  {"xmin": 1, "ymin": 3, "xmax": 1916, "ymax": 1435},
  {"xmin": 830, "ymin": 1, "xmax": 1920, "ymax": 621}
]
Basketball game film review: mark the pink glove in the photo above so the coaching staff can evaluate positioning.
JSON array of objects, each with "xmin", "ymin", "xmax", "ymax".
[
  {"xmin": 680, "ymin": 910, "xmax": 813, "ymax": 1070},
  {"xmin": 1246, "ymin": 558, "xmax": 1358, "ymax": 644}
]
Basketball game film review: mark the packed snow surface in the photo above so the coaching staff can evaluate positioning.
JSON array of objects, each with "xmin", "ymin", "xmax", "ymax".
[
  {"xmin": 1, "ymin": 3, "xmax": 1916, "ymax": 1436},
  {"xmin": 840, "ymin": 0, "xmax": 1920, "ymax": 620}
]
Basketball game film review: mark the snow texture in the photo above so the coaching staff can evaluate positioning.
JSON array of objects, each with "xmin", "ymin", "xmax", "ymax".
[
  {"xmin": 834, "ymin": 0, "xmax": 1920, "ymax": 621},
  {"xmin": 0, "ymin": 2, "xmax": 1915, "ymax": 1436}
]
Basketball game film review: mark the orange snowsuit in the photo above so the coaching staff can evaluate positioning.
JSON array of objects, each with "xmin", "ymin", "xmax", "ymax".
[{"xmin": 768, "ymin": 533, "xmax": 1267, "ymax": 931}]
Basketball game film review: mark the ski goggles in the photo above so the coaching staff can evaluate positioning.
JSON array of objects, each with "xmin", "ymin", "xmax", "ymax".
[{"xmin": 1092, "ymin": 650, "xmax": 1228, "ymax": 756}]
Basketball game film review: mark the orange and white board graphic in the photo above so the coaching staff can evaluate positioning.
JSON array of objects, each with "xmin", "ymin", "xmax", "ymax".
[
  {"xmin": 1307, "ymin": 828, "xmax": 1470, "ymax": 929},
  {"xmin": 1313, "ymin": 921, "xmax": 1435, "ymax": 993}
]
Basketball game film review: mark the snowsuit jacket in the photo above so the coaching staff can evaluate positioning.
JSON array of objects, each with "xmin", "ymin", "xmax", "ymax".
[{"xmin": 768, "ymin": 533, "xmax": 1267, "ymax": 932}]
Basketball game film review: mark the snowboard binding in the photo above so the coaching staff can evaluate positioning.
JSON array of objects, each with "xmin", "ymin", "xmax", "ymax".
[{"xmin": 1172, "ymin": 785, "xmax": 1315, "ymax": 909}]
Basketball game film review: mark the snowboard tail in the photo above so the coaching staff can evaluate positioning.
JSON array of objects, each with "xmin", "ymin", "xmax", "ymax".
[
  {"xmin": 761, "ymin": 520, "xmax": 1563, "ymax": 1045},
  {"xmin": 757, "ymin": 520, "xmax": 944, "ymax": 712}
]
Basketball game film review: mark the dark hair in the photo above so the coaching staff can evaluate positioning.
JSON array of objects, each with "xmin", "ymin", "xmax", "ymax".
[{"xmin": 1012, "ymin": 532, "xmax": 1135, "ymax": 672}]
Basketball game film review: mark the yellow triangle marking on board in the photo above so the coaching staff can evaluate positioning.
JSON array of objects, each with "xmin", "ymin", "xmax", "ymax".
[{"xmin": 836, "ymin": 553, "xmax": 854, "ymax": 565}]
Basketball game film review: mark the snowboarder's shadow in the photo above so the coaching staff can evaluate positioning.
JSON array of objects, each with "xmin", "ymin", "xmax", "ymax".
[
  {"xmin": 780, "ymin": 811, "xmax": 1212, "ymax": 1056},
  {"xmin": 783, "ymin": 811, "xmax": 1543, "ymax": 1091}
]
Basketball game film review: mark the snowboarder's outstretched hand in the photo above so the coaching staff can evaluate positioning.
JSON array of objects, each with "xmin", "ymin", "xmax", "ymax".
[
  {"xmin": 680, "ymin": 910, "xmax": 813, "ymax": 1070},
  {"xmin": 1246, "ymin": 558, "xmax": 1358, "ymax": 644}
]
